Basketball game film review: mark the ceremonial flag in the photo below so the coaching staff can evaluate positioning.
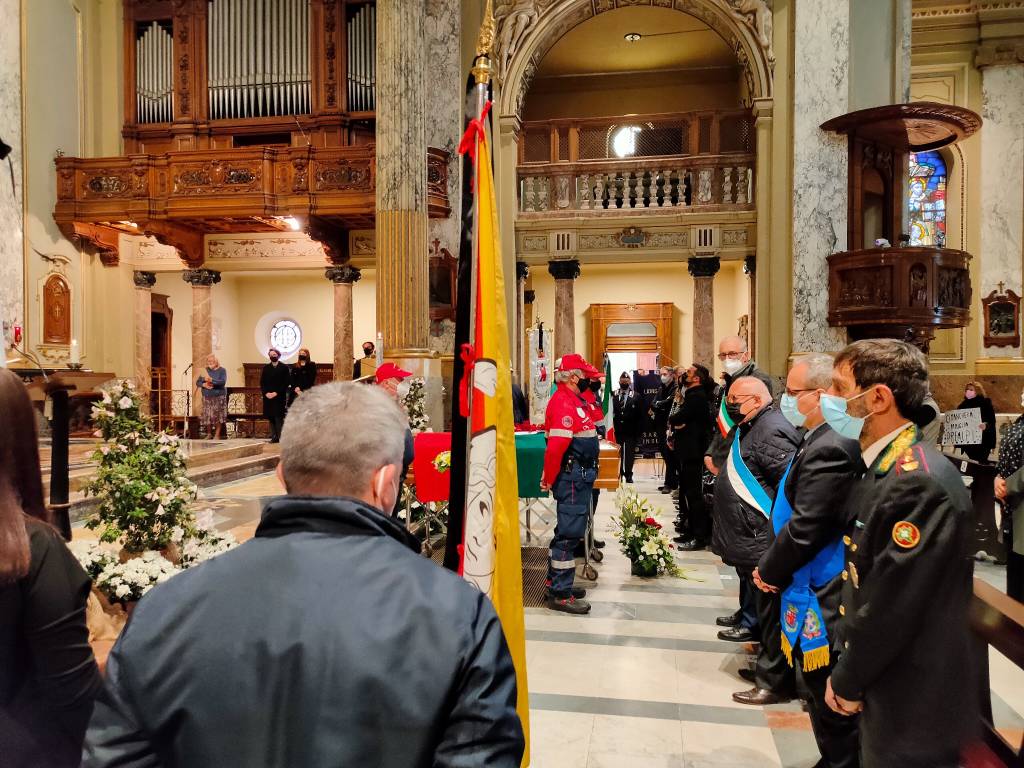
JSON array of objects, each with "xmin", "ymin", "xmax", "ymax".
[
  {"xmin": 602, "ymin": 356, "xmax": 616, "ymax": 444},
  {"xmin": 452, "ymin": 98, "xmax": 531, "ymax": 763},
  {"xmin": 716, "ymin": 396, "xmax": 735, "ymax": 437}
]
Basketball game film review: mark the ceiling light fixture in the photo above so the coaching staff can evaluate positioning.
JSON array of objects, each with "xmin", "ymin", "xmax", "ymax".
[{"xmin": 624, "ymin": 32, "xmax": 641, "ymax": 42}]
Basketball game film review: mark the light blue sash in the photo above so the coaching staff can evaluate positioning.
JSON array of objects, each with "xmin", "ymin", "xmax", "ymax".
[{"xmin": 726, "ymin": 431, "xmax": 773, "ymax": 519}]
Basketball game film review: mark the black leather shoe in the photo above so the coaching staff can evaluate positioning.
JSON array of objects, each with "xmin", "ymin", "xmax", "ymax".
[
  {"xmin": 715, "ymin": 611, "xmax": 742, "ymax": 627},
  {"xmin": 732, "ymin": 687, "xmax": 794, "ymax": 706},
  {"xmin": 718, "ymin": 626, "xmax": 755, "ymax": 642},
  {"xmin": 737, "ymin": 667, "xmax": 756, "ymax": 684},
  {"xmin": 675, "ymin": 538, "xmax": 707, "ymax": 551},
  {"xmin": 657, "ymin": 485, "xmax": 670, "ymax": 492}
]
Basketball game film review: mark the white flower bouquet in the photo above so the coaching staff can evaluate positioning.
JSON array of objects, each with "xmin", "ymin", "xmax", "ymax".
[
  {"xmin": 611, "ymin": 486, "xmax": 682, "ymax": 578},
  {"xmin": 68, "ymin": 539, "xmax": 119, "ymax": 580},
  {"xmin": 95, "ymin": 551, "xmax": 180, "ymax": 604}
]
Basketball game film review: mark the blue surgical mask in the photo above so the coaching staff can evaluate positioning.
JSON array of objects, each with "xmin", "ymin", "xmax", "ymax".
[
  {"xmin": 820, "ymin": 391, "xmax": 870, "ymax": 440},
  {"xmin": 780, "ymin": 393, "xmax": 807, "ymax": 428}
]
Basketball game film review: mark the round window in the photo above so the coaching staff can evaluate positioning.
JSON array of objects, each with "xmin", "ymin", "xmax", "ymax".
[{"xmin": 269, "ymin": 319, "xmax": 302, "ymax": 357}]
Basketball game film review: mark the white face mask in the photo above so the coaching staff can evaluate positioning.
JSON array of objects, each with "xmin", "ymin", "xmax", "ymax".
[
  {"xmin": 660, "ymin": 374, "xmax": 672, "ymax": 384},
  {"xmin": 396, "ymin": 379, "xmax": 412, "ymax": 400},
  {"xmin": 723, "ymin": 358, "xmax": 744, "ymax": 376}
]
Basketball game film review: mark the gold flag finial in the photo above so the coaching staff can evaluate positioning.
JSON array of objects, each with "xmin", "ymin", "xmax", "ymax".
[{"xmin": 472, "ymin": 0, "xmax": 496, "ymax": 84}]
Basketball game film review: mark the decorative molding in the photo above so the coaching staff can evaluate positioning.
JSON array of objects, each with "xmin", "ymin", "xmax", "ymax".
[
  {"xmin": 182, "ymin": 268, "xmax": 222, "ymax": 287},
  {"xmin": 548, "ymin": 258, "xmax": 581, "ymax": 280},
  {"xmin": 617, "ymin": 226, "xmax": 649, "ymax": 248},
  {"xmin": 207, "ymin": 236, "xmax": 327, "ymax": 262},
  {"xmin": 66, "ymin": 222, "xmax": 121, "ymax": 266},
  {"xmin": 133, "ymin": 271, "xmax": 157, "ymax": 289},
  {"xmin": 688, "ymin": 256, "xmax": 722, "ymax": 279},
  {"xmin": 516, "ymin": 261, "xmax": 530, "ymax": 281},
  {"xmin": 325, "ymin": 265, "xmax": 361, "ymax": 284},
  {"xmin": 140, "ymin": 220, "xmax": 205, "ymax": 268},
  {"xmin": 305, "ymin": 215, "xmax": 349, "ymax": 264},
  {"xmin": 522, "ymin": 234, "xmax": 549, "ymax": 252},
  {"xmin": 722, "ymin": 229, "xmax": 749, "ymax": 246},
  {"xmin": 975, "ymin": 40, "xmax": 1024, "ymax": 68}
]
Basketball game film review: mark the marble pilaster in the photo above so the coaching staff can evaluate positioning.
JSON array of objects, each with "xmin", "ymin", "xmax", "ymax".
[
  {"xmin": 548, "ymin": 260, "xmax": 579, "ymax": 361},
  {"xmin": 515, "ymin": 261, "xmax": 529, "ymax": 381},
  {"xmin": 182, "ymin": 269, "xmax": 220, "ymax": 416},
  {"xmin": 327, "ymin": 265, "xmax": 361, "ymax": 380},
  {"xmin": 376, "ymin": 0, "xmax": 429, "ymax": 356},
  {"xmin": 523, "ymin": 289, "xmax": 535, "ymax": 376},
  {"xmin": 791, "ymin": 0, "xmax": 851, "ymax": 353},
  {"xmin": 688, "ymin": 257, "xmax": 720, "ymax": 368},
  {"xmin": 133, "ymin": 271, "xmax": 156, "ymax": 412},
  {"xmin": 0, "ymin": 0, "xmax": 22, "ymax": 361},
  {"xmin": 744, "ymin": 255, "xmax": 757, "ymax": 358},
  {"xmin": 979, "ymin": 63, "xmax": 1024, "ymax": 357}
]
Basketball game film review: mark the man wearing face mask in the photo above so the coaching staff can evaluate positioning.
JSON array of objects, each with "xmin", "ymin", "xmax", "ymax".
[
  {"xmin": 376, "ymin": 363, "xmax": 416, "ymax": 513},
  {"xmin": 260, "ymin": 347, "xmax": 290, "ymax": 443},
  {"xmin": 353, "ymin": 340, "xmax": 377, "ymax": 380},
  {"xmin": 541, "ymin": 354, "xmax": 601, "ymax": 614},
  {"xmin": 710, "ymin": 376, "xmax": 800, "ymax": 707},
  {"xmin": 651, "ymin": 366, "xmax": 679, "ymax": 493},
  {"xmin": 84, "ymin": 383, "xmax": 525, "ymax": 768},
  {"xmin": 822, "ymin": 340, "xmax": 976, "ymax": 768},
  {"xmin": 706, "ymin": 335, "xmax": 775, "ymax": 475},
  {"xmin": 613, "ymin": 372, "xmax": 642, "ymax": 483},
  {"xmin": 748, "ymin": 354, "xmax": 862, "ymax": 764}
]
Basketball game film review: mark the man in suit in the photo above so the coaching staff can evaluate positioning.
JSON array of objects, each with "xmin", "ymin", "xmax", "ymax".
[
  {"xmin": 711, "ymin": 377, "xmax": 800, "ymax": 707},
  {"xmin": 669, "ymin": 364, "xmax": 714, "ymax": 550},
  {"xmin": 752, "ymin": 353, "xmax": 861, "ymax": 764},
  {"xmin": 823, "ymin": 340, "xmax": 977, "ymax": 768},
  {"xmin": 613, "ymin": 371, "xmax": 642, "ymax": 483},
  {"xmin": 353, "ymin": 341, "xmax": 376, "ymax": 380},
  {"xmin": 260, "ymin": 348, "xmax": 290, "ymax": 443}
]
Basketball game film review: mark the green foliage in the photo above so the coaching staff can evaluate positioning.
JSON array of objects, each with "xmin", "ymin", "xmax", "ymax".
[{"xmin": 611, "ymin": 486, "xmax": 683, "ymax": 578}]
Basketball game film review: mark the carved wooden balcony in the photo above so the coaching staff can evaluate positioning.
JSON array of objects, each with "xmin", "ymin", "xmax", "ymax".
[
  {"xmin": 517, "ymin": 109, "xmax": 755, "ymax": 215},
  {"xmin": 53, "ymin": 146, "xmax": 450, "ymax": 235},
  {"xmin": 827, "ymin": 246, "xmax": 972, "ymax": 349}
]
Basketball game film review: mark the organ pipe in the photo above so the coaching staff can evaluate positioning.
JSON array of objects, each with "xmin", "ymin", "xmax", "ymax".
[
  {"xmin": 347, "ymin": 4, "xmax": 376, "ymax": 112},
  {"xmin": 135, "ymin": 21, "xmax": 173, "ymax": 124}
]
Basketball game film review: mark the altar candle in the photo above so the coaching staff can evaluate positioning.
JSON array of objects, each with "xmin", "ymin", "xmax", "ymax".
[{"xmin": 70, "ymin": 339, "xmax": 80, "ymax": 365}]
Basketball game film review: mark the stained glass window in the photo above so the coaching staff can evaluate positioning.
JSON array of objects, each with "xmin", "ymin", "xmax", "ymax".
[
  {"xmin": 908, "ymin": 151, "xmax": 947, "ymax": 247},
  {"xmin": 270, "ymin": 319, "xmax": 301, "ymax": 356}
]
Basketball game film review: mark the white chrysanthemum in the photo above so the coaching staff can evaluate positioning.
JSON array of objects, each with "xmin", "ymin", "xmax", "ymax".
[{"xmin": 117, "ymin": 396, "xmax": 133, "ymax": 410}]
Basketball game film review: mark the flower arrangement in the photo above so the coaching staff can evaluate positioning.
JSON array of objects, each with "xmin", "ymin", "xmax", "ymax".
[
  {"xmin": 85, "ymin": 379, "xmax": 199, "ymax": 552},
  {"xmin": 401, "ymin": 377, "xmax": 430, "ymax": 433},
  {"xmin": 67, "ymin": 539, "xmax": 118, "ymax": 580},
  {"xmin": 611, "ymin": 486, "xmax": 682, "ymax": 578},
  {"xmin": 432, "ymin": 450, "xmax": 451, "ymax": 474},
  {"xmin": 94, "ymin": 551, "xmax": 181, "ymax": 603}
]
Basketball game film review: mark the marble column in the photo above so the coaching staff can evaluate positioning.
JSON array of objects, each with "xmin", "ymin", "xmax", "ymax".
[
  {"xmin": 375, "ymin": 0, "xmax": 429, "ymax": 357},
  {"xmin": 979, "ymin": 58, "xmax": 1024, "ymax": 357},
  {"xmin": 688, "ymin": 256, "xmax": 720, "ymax": 368},
  {"xmin": 0, "ymin": 0, "xmax": 23, "ymax": 362},
  {"xmin": 548, "ymin": 260, "xmax": 580, "ymax": 361},
  {"xmin": 182, "ymin": 268, "xmax": 221, "ymax": 416},
  {"xmin": 515, "ymin": 261, "xmax": 529, "ymax": 381},
  {"xmin": 327, "ymin": 265, "xmax": 361, "ymax": 380},
  {"xmin": 744, "ymin": 256, "xmax": 757, "ymax": 359},
  {"xmin": 133, "ymin": 271, "xmax": 156, "ymax": 413},
  {"xmin": 791, "ymin": 0, "xmax": 850, "ymax": 353}
]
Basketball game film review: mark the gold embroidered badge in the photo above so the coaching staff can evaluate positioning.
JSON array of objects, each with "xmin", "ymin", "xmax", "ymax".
[{"xmin": 892, "ymin": 521, "xmax": 921, "ymax": 549}]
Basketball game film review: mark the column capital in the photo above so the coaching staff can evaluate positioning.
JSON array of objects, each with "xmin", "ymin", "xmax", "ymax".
[
  {"xmin": 975, "ymin": 40, "xmax": 1024, "ymax": 69},
  {"xmin": 182, "ymin": 268, "xmax": 221, "ymax": 287},
  {"xmin": 133, "ymin": 270, "xmax": 156, "ymax": 289},
  {"xmin": 516, "ymin": 261, "xmax": 530, "ymax": 282},
  {"xmin": 744, "ymin": 255, "xmax": 756, "ymax": 276},
  {"xmin": 687, "ymin": 256, "xmax": 721, "ymax": 279},
  {"xmin": 326, "ymin": 265, "xmax": 362, "ymax": 284},
  {"xmin": 524, "ymin": 289, "xmax": 536, "ymax": 305},
  {"xmin": 548, "ymin": 259, "xmax": 580, "ymax": 281}
]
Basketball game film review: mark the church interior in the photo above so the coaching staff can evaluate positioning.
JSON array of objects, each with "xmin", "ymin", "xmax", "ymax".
[{"xmin": 3, "ymin": 1, "xmax": 1024, "ymax": 766}]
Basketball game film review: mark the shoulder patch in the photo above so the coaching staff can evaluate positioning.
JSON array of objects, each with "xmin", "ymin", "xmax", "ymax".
[
  {"xmin": 562, "ymin": 415, "xmax": 573, "ymax": 428},
  {"xmin": 892, "ymin": 521, "xmax": 921, "ymax": 549}
]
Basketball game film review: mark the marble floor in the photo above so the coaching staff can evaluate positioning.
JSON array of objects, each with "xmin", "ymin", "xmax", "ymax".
[{"xmin": 88, "ymin": 461, "xmax": 1024, "ymax": 767}]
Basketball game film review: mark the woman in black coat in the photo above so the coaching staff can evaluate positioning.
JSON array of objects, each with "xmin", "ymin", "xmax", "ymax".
[
  {"xmin": 288, "ymin": 347, "xmax": 318, "ymax": 406},
  {"xmin": 0, "ymin": 369, "xmax": 101, "ymax": 767},
  {"xmin": 957, "ymin": 380, "xmax": 997, "ymax": 463},
  {"xmin": 669, "ymin": 364, "xmax": 715, "ymax": 549}
]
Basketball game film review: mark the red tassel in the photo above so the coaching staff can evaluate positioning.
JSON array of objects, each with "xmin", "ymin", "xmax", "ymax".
[{"xmin": 459, "ymin": 343, "xmax": 477, "ymax": 419}]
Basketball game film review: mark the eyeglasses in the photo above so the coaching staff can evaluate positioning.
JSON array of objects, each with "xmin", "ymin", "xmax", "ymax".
[
  {"xmin": 785, "ymin": 388, "xmax": 816, "ymax": 397},
  {"xmin": 717, "ymin": 351, "xmax": 743, "ymax": 361},
  {"xmin": 725, "ymin": 394, "xmax": 757, "ymax": 406}
]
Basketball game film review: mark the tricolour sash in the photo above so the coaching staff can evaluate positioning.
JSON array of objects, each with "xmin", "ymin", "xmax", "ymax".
[
  {"xmin": 725, "ymin": 431, "xmax": 773, "ymax": 519},
  {"xmin": 772, "ymin": 460, "xmax": 845, "ymax": 672}
]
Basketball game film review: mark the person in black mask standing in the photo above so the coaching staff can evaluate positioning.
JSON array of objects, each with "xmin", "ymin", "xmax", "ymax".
[
  {"xmin": 651, "ymin": 366, "xmax": 679, "ymax": 493},
  {"xmin": 613, "ymin": 372, "xmax": 642, "ymax": 483},
  {"xmin": 261, "ymin": 348, "xmax": 290, "ymax": 443},
  {"xmin": 289, "ymin": 347, "xmax": 317, "ymax": 406}
]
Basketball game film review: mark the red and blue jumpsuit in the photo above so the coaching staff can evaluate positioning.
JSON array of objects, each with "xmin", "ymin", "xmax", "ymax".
[{"xmin": 543, "ymin": 383, "xmax": 600, "ymax": 596}]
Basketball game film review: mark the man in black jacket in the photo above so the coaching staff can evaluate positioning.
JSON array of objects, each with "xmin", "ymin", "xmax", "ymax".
[
  {"xmin": 823, "ymin": 340, "xmax": 976, "ymax": 768},
  {"xmin": 260, "ymin": 347, "xmax": 290, "ymax": 442},
  {"xmin": 651, "ymin": 366, "xmax": 678, "ymax": 491},
  {"xmin": 751, "ymin": 354, "xmax": 862, "ymax": 764},
  {"xmin": 669, "ymin": 364, "xmax": 714, "ymax": 549},
  {"xmin": 83, "ymin": 383, "xmax": 525, "ymax": 768},
  {"xmin": 613, "ymin": 371, "xmax": 643, "ymax": 482},
  {"xmin": 711, "ymin": 377, "xmax": 799, "ymax": 705}
]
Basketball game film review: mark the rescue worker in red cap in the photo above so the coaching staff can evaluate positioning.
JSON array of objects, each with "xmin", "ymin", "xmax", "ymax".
[
  {"xmin": 376, "ymin": 361, "xmax": 415, "ymax": 517},
  {"xmin": 541, "ymin": 353, "xmax": 601, "ymax": 614},
  {"xmin": 577, "ymin": 361, "xmax": 607, "ymax": 555}
]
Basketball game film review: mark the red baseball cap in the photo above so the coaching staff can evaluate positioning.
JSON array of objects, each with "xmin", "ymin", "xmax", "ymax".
[
  {"xmin": 375, "ymin": 362, "xmax": 413, "ymax": 384},
  {"xmin": 556, "ymin": 353, "xmax": 599, "ymax": 377}
]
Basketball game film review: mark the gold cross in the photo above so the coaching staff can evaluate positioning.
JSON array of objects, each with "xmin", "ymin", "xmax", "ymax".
[{"xmin": 998, "ymin": 281, "xmax": 1006, "ymax": 294}]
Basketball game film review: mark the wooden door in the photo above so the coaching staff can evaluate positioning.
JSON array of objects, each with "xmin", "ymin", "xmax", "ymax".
[{"xmin": 590, "ymin": 303, "xmax": 673, "ymax": 366}]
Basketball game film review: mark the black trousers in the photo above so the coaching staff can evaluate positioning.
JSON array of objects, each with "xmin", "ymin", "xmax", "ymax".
[
  {"xmin": 736, "ymin": 568, "xmax": 759, "ymax": 632},
  {"xmin": 754, "ymin": 588, "xmax": 794, "ymax": 694},
  {"xmin": 618, "ymin": 438, "xmax": 636, "ymax": 480},
  {"xmin": 795, "ymin": 647, "xmax": 861, "ymax": 768},
  {"xmin": 659, "ymin": 433, "xmax": 678, "ymax": 488},
  {"xmin": 677, "ymin": 459, "xmax": 709, "ymax": 541},
  {"xmin": 1008, "ymin": 549, "xmax": 1024, "ymax": 602},
  {"xmin": 267, "ymin": 413, "xmax": 285, "ymax": 442}
]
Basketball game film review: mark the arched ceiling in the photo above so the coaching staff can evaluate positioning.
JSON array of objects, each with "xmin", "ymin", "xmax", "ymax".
[{"xmin": 535, "ymin": 6, "xmax": 738, "ymax": 78}]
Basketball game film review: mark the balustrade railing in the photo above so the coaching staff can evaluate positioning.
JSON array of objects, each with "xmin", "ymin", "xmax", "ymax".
[{"xmin": 517, "ymin": 109, "xmax": 755, "ymax": 214}]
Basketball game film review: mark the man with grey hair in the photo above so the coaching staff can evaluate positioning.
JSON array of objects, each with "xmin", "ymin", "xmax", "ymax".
[
  {"xmin": 746, "ymin": 353, "xmax": 862, "ymax": 763},
  {"xmin": 822, "ymin": 340, "xmax": 976, "ymax": 767},
  {"xmin": 84, "ymin": 382, "xmax": 525, "ymax": 768}
]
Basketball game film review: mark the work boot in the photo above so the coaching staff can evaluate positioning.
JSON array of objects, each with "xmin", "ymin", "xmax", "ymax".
[
  {"xmin": 545, "ymin": 581, "xmax": 586, "ymax": 599},
  {"xmin": 546, "ymin": 594, "xmax": 592, "ymax": 615}
]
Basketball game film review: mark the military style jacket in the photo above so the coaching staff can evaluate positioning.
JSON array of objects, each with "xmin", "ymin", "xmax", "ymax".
[{"xmin": 830, "ymin": 425, "xmax": 978, "ymax": 767}]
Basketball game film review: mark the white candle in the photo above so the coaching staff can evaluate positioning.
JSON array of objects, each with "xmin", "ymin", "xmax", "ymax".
[{"xmin": 70, "ymin": 339, "xmax": 80, "ymax": 366}]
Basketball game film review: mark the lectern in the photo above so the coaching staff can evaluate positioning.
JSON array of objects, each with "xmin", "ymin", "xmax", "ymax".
[{"xmin": 23, "ymin": 370, "xmax": 114, "ymax": 539}]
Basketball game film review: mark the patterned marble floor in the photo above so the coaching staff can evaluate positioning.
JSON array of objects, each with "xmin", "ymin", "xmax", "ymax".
[{"xmin": 170, "ymin": 462, "xmax": 1024, "ymax": 766}]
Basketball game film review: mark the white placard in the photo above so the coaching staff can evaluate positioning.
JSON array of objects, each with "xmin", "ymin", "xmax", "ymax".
[{"xmin": 942, "ymin": 407, "xmax": 983, "ymax": 446}]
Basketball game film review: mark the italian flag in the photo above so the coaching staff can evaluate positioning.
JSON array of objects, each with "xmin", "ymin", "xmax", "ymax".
[
  {"xmin": 716, "ymin": 396, "xmax": 735, "ymax": 438},
  {"xmin": 602, "ymin": 356, "xmax": 616, "ymax": 444}
]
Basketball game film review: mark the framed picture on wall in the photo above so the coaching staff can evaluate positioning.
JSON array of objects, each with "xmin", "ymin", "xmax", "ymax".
[{"xmin": 982, "ymin": 285, "xmax": 1020, "ymax": 348}]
